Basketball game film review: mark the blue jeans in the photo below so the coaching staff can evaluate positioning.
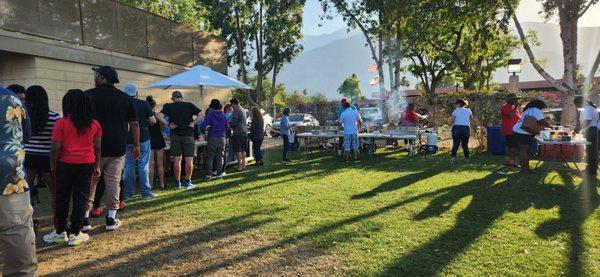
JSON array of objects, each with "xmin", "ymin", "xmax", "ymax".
[
  {"xmin": 124, "ymin": 140, "xmax": 152, "ymax": 197},
  {"xmin": 282, "ymin": 134, "xmax": 290, "ymax": 160}
]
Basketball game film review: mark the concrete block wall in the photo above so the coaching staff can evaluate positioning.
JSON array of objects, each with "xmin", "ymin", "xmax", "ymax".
[{"xmin": 1, "ymin": 56, "xmax": 231, "ymax": 114}]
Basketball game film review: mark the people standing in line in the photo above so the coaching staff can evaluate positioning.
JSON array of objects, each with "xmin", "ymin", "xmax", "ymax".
[
  {"xmin": 146, "ymin": 96, "xmax": 166, "ymax": 189},
  {"xmin": 199, "ymin": 99, "xmax": 228, "ymax": 182},
  {"xmin": 280, "ymin": 108, "xmax": 292, "ymax": 163},
  {"xmin": 339, "ymin": 101, "xmax": 362, "ymax": 162},
  {"xmin": 250, "ymin": 107, "xmax": 265, "ymax": 166},
  {"xmin": 84, "ymin": 65, "xmax": 139, "ymax": 231},
  {"xmin": 0, "ymin": 86, "xmax": 37, "ymax": 276},
  {"xmin": 23, "ymin": 86, "xmax": 61, "ymax": 236},
  {"xmin": 158, "ymin": 91, "xmax": 202, "ymax": 189},
  {"xmin": 500, "ymin": 95, "xmax": 521, "ymax": 168},
  {"xmin": 229, "ymin": 98, "xmax": 248, "ymax": 171},
  {"xmin": 46, "ymin": 89, "xmax": 102, "ymax": 246},
  {"xmin": 122, "ymin": 84, "xmax": 157, "ymax": 200},
  {"xmin": 574, "ymin": 96, "xmax": 599, "ymax": 175},
  {"xmin": 450, "ymin": 99, "xmax": 474, "ymax": 163},
  {"xmin": 512, "ymin": 99, "xmax": 552, "ymax": 174}
]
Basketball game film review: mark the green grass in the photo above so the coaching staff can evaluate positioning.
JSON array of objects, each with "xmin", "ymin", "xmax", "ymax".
[{"xmin": 33, "ymin": 148, "xmax": 599, "ymax": 276}]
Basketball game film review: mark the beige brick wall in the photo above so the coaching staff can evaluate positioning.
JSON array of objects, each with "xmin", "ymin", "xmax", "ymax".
[{"xmin": 1, "ymin": 56, "xmax": 231, "ymax": 114}]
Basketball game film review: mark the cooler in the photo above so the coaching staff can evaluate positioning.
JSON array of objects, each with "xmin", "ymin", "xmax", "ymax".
[{"xmin": 537, "ymin": 144, "xmax": 584, "ymax": 160}]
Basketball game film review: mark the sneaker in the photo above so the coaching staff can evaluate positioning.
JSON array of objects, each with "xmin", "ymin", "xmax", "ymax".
[
  {"xmin": 215, "ymin": 173, "xmax": 226, "ymax": 179},
  {"xmin": 118, "ymin": 201, "xmax": 126, "ymax": 211},
  {"xmin": 183, "ymin": 180, "xmax": 195, "ymax": 190},
  {"xmin": 106, "ymin": 217, "xmax": 122, "ymax": 231},
  {"xmin": 68, "ymin": 232, "xmax": 90, "ymax": 246},
  {"xmin": 204, "ymin": 175, "xmax": 212, "ymax": 182},
  {"xmin": 82, "ymin": 218, "xmax": 91, "ymax": 232},
  {"xmin": 91, "ymin": 207, "xmax": 103, "ymax": 218},
  {"xmin": 211, "ymin": 171, "xmax": 218, "ymax": 176},
  {"xmin": 354, "ymin": 159, "xmax": 361, "ymax": 163},
  {"xmin": 173, "ymin": 180, "xmax": 182, "ymax": 190},
  {"xmin": 43, "ymin": 230, "xmax": 67, "ymax": 244},
  {"xmin": 141, "ymin": 193, "xmax": 157, "ymax": 200}
]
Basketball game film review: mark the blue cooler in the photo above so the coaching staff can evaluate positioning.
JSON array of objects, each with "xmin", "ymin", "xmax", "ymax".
[{"xmin": 487, "ymin": 125, "xmax": 505, "ymax": 155}]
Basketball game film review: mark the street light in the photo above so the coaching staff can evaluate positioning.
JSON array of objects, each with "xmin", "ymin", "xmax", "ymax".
[
  {"xmin": 508, "ymin": 58, "xmax": 522, "ymax": 76},
  {"xmin": 507, "ymin": 58, "xmax": 522, "ymax": 93}
]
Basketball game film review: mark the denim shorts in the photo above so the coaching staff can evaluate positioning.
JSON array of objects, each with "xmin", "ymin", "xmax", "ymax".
[{"xmin": 343, "ymin": 133, "xmax": 359, "ymax": 151}]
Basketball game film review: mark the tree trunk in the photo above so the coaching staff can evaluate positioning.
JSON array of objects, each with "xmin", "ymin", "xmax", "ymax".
[
  {"xmin": 269, "ymin": 63, "xmax": 278, "ymax": 113},
  {"xmin": 377, "ymin": 37, "xmax": 388, "ymax": 124},
  {"xmin": 559, "ymin": 16, "xmax": 579, "ymax": 126},
  {"xmin": 255, "ymin": 0, "xmax": 264, "ymax": 106}
]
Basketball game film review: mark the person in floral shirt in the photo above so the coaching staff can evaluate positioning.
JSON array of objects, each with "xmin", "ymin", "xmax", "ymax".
[{"xmin": 0, "ymin": 86, "xmax": 37, "ymax": 276}]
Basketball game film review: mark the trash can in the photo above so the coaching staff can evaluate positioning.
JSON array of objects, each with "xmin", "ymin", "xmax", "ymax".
[{"xmin": 487, "ymin": 125, "xmax": 505, "ymax": 155}]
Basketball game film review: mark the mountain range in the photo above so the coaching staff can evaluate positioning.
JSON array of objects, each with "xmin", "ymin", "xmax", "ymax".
[{"xmin": 272, "ymin": 22, "xmax": 600, "ymax": 99}]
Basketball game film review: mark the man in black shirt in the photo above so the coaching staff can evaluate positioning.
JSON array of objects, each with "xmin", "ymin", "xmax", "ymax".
[
  {"xmin": 84, "ymin": 66, "xmax": 139, "ymax": 231},
  {"xmin": 158, "ymin": 91, "xmax": 202, "ymax": 189}
]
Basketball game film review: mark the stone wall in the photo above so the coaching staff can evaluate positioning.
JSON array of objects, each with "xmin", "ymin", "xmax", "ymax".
[{"xmin": 0, "ymin": 55, "xmax": 230, "ymax": 114}]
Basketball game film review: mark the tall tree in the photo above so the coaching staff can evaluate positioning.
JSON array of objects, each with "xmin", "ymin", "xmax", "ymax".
[
  {"xmin": 505, "ymin": 0, "xmax": 600, "ymax": 124},
  {"xmin": 337, "ymin": 74, "xmax": 362, "ymax": 100},
  {"xmin": 265, "ymin": 0, "xmax": 305, "ymax": 112},
  {"xmin": 321, "ymin": 0, "xmax": 389, "ymax": 123},
  {"xmin": 118, "ymin": 0, "xmax": 211, "ymax": 30}
]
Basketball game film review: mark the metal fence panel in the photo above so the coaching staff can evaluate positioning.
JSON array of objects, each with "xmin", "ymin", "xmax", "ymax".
[
  {"xmin": 115, "ymin": 2, "xmax": 147, "ymax": 57},
  {"xmin": 81, "ymin": 0, "xmax": 118, "ymax": 50},
  {"xmin": 146, "ymin": 13, "xmax": 172, "ymax": 62},
  {"xmin": 38, "ymin": 0, "xmax": 82, "ymax": 43}
]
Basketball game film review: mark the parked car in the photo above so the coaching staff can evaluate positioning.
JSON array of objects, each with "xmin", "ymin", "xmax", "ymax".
[
  {"xmin": 245, "ymin": 108, "xmax": 274, "ymax": 136},
  {"xmin": 361, "ymin": 107, "xmax": 383, "ymax": 131},
  {"xmin": 272, "ymin": 113, "xmax": 320, "ymax": 137}
]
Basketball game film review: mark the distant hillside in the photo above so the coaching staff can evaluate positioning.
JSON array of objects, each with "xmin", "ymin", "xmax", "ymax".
[{"xmin": 275, "ymin": 22, "xmax": 600, "ymax": 99}]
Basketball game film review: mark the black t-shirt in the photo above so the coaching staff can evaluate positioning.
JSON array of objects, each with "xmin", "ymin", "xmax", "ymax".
[
  {"xmin": 85, "ymin": 84, "xmax": 137, "ymax": 157},
  {"xmin": 160, "ymin": 101, "xmax": 201, "ymax": 137},
  {"xmin": 128, "ymin": 98, "xmax": 153, "ymax": 144}
]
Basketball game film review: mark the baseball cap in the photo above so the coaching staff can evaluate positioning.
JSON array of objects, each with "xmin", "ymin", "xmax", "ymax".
[
  {"xmin": 92, "ymin": 66, "xmax": 120, "ymax": 84},
  {"xmin": 171, "ymin": 91, "xmax": 183, "ymax": 99},
  {"xmin": 123, "ymin": 83, "xmax": 138, "ymax": 97},
  {"xmin": 341, "ymin": 98, "xmax": 348, "ymax": 104}
]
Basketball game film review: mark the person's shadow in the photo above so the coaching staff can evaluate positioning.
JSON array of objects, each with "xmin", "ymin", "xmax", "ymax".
[{"xmin": 379, "ymin": 172, "xmax": 598, "ymax": 275}]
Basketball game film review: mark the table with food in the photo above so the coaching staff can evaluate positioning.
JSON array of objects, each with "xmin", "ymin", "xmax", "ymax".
[{"xmin": 534, "ymin": 126, "xmax": 590, "ymax": 175}]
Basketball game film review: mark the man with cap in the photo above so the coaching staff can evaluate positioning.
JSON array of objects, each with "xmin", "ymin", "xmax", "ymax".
[
  {"xmin": 199, "ymin": 99, "xmax": 228, "ymax": 181},
  {"xmin": 158, "ymin": 91, "xmax": 202, "ymax": 189},
  {"xmin": 500, "ymin": 93, "xmax": 521, "ymax": 168},
  {"xmin": 84, "ymin": 65, "xmax": 139, "ymax": 231},
  {"xmin": 123, "ymin": 83, "xmax": 157, "ymax": 200}
]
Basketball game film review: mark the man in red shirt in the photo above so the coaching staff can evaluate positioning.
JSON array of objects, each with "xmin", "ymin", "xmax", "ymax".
[{"xmin": 500, "ymin": 94, "xmax": 521, "ymax": 167}]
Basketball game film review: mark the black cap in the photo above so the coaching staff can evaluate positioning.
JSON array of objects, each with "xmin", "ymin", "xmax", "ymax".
[
  {"xmin": 230, "ymin": 98, "xmax": 239, "ymax": 105},
  {"xmin": 92, "ymin": 66, "xmax": 119, "ymax": 84},
  {"xmin": 209, "ymin": 99, "xmax": 221, "ymax": 110},
  {"xmin": 171, "ymin": 91, "xmax": 183, "ymax": 99}
]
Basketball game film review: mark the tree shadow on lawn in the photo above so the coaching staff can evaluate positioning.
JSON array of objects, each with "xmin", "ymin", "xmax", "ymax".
[
  {"xmin": 535, "ymin": 171, "xmax": 599, "ymax": 276},
  {"xmin": 43, "ymin": 208, "xmax": 283, "ymax": 276},
  {"xmin": 379, "ymin": 169, "xmax": 598, "ymax": 276}
]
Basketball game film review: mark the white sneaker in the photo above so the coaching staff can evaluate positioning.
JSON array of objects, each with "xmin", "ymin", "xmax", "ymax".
[
  {"xmin": 215, "ymin": 173, "xmax": 226, "ymax": 179},
  {"xmin": 82, "ymin": 217, "xmax": 92, "ymax": 232},
  {"xmin": 43, "ymin": 230, "xmax": 67, "ymax": 244},
  {"xmin": 68, "ymin": 232, "xmax": 90, "ymax": 246},
  {"xmin": 106, "ymin": 217, "xmax": 122, "ymax": 231}
]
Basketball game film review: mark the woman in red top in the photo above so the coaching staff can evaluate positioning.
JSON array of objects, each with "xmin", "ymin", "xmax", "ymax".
[
  {"xmin": 45, "ymin": 89, "xmax": 102, "ymax": 246},
  {"xmin": 399, "ymin": 104, "xmax": 423, "ymax": 150}
]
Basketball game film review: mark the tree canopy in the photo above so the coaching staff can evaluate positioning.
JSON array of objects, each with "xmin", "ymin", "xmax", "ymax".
[{"xmin": 337, "ymin": 74, "xmax": 362, "ymax": 100}]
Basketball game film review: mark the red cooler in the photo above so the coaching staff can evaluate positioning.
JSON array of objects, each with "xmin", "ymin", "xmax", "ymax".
[{"xmin": 537, "ymin": 144, "xmax": 585, "ymax": 160}]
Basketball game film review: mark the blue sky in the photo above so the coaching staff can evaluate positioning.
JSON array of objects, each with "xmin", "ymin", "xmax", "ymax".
[{"xmin": 302, "ymin": 0, "xmax": 600, "ymax": 36}]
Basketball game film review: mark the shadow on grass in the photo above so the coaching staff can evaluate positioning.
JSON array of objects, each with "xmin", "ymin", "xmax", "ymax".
[
  {"xmin": 45, "ymin": 207, "xmax": 283, "ymax": 276},
  {"xmin": 536, "ymin": 171, "xmax": 599, "ymax": 276}
]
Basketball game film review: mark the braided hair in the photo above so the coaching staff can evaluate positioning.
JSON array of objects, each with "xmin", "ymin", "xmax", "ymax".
[
  {"xmin": 62, "ymin": 89, "xmax": 94, "ymax": 136},
  {"xmin": 25, "ymin": 85, "xmax": 50, "ymax": 135}
]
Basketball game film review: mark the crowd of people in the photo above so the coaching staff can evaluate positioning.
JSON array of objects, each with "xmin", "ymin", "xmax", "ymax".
[
  {"xmin": 0, "ymin": 65, "xmax": 272, "ymax": 275},
  {"xmin": 1, "ymin": 63, "xmax": 598, "ymax": 275}
]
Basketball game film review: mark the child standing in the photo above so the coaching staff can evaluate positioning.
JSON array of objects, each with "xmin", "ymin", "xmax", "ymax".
[{"xmin": 47, "ymin": 89, "xmax": 101, "ymax": 246}]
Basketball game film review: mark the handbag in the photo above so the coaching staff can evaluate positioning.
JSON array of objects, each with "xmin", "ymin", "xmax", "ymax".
[{"xmin": 521, "ymin": 109, "xmax": 542, "ymax": 135}]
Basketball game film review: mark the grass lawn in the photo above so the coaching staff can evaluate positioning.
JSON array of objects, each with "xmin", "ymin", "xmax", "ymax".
[{"xmin": 29, "ymin": 147, "xmax": 600, "ymax": 276}]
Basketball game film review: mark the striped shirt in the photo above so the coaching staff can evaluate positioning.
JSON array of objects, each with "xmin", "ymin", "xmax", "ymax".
[{"xmin": 24, "ymin": 111, "xmax": 60, "ymax": 155}]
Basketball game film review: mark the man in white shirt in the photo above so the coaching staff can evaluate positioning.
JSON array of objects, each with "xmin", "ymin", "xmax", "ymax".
[
  {"xmin": 574, "ymin": 96, "xmax": 599, "ymax": 175},
  {"xmin": 339, "ymin": 102, "xmax": 362, "ymax": 162}
]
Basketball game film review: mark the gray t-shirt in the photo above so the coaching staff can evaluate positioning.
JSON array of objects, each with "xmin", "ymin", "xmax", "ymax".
[{"xmin": 230, "ymin": 107, "xmax": 248, "ymax": 135}]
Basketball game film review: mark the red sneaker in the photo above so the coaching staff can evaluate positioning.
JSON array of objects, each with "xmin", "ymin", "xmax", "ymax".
[
  {"xmin": 118, "ymin": 201, "xmax": 126, "ymax": 211},
  {"xmin": 90, "ymin": 207, "xmax": 103, "ymax": 218}
]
